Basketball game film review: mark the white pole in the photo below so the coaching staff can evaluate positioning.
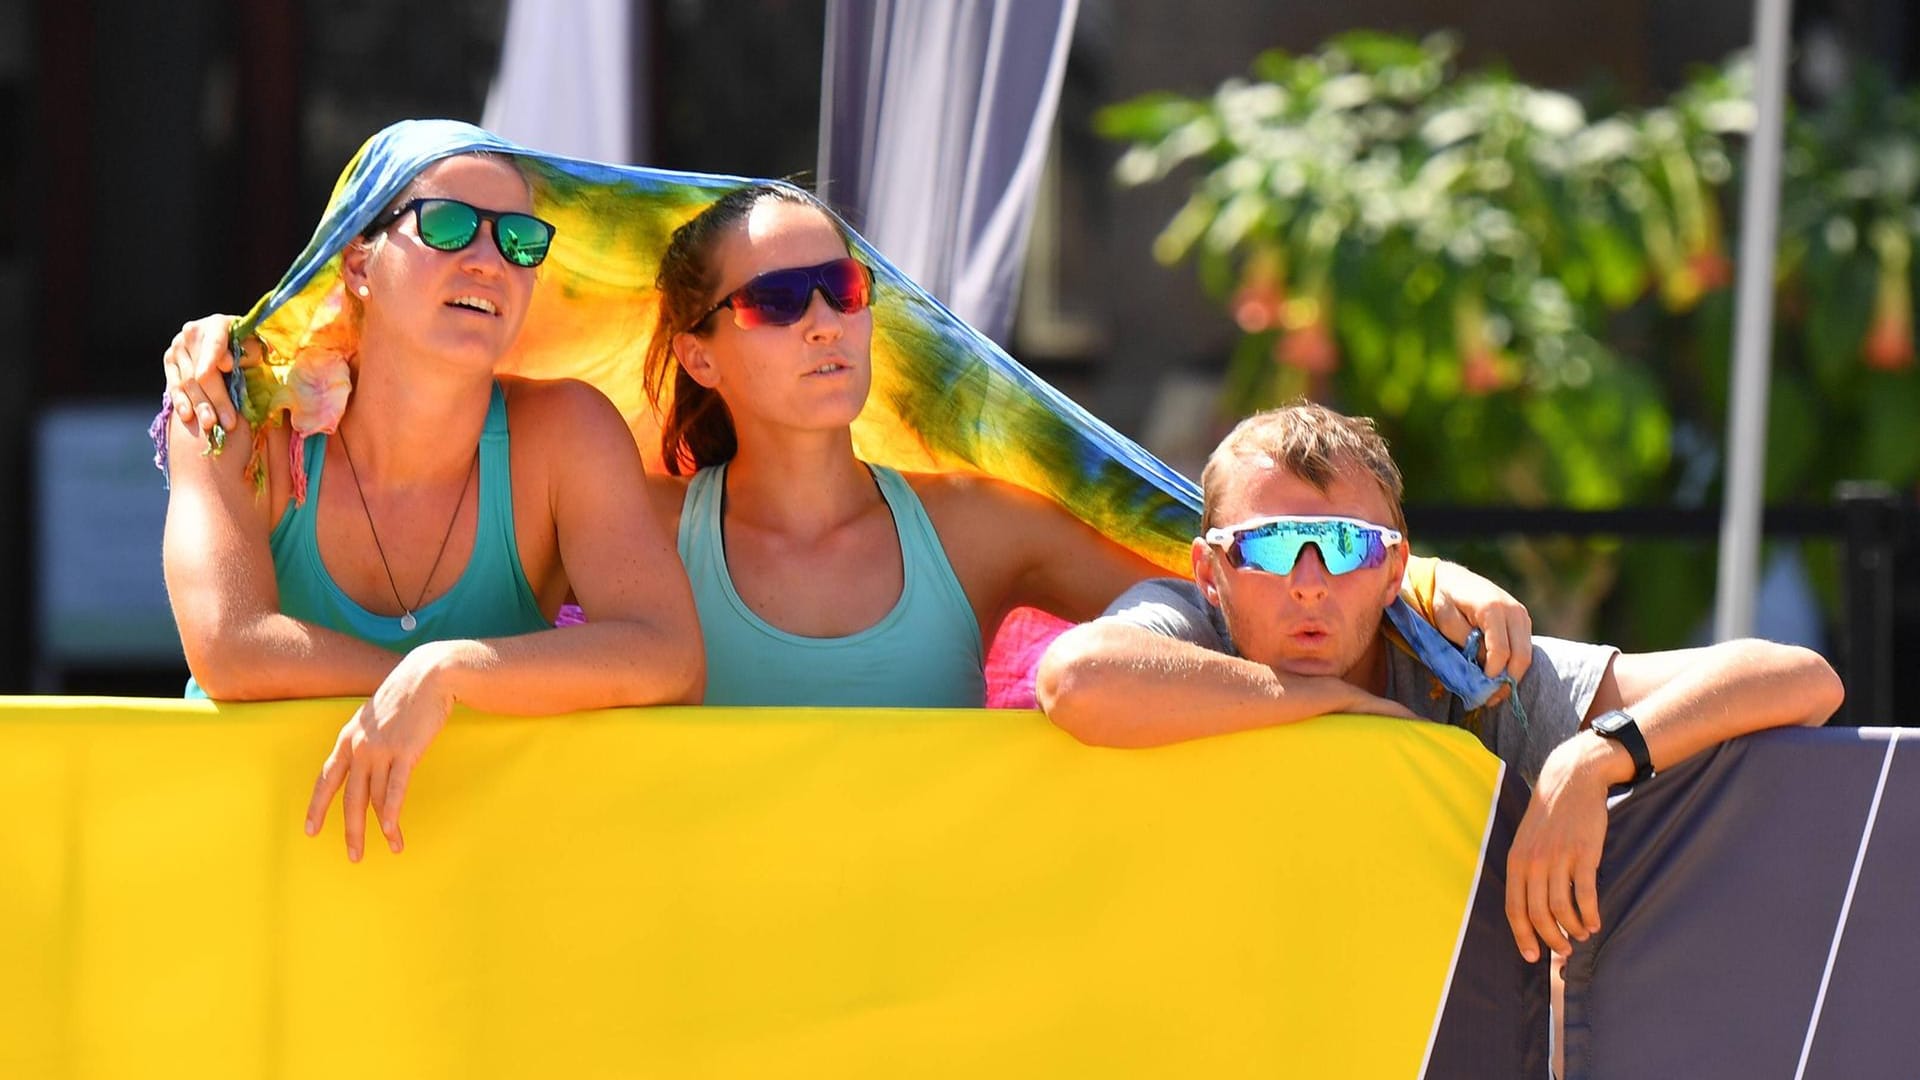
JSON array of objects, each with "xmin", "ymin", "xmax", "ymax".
[{"xmin": 1714, "ymin": 0, "xmax": 1794, "ymax": 641}]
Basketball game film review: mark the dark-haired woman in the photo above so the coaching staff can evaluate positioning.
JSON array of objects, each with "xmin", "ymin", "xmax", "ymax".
[{"xmin": 637, "ymin": 182, "xmax": 1530, "ymax": 707}]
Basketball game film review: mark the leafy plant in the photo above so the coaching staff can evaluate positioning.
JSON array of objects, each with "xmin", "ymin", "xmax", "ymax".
[
  {"xmin": 1099, "ymin": 32, "xmax": 1920, "ymax": 641},
  {"xmin": 1753, "ymin": 65, "xmax": 1920, "ymax": 497}
]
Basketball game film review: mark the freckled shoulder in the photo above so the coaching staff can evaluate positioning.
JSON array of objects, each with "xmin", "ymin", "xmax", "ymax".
[
  {"xmin": 499, "ymin": 377, "xmax": 642, "ymax": 467},
  {"xmin": 499, "ymin": 375, "xmax": 626, "ymax": 431}
]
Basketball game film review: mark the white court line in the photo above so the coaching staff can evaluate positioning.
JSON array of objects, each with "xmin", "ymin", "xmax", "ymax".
[{"xmin": 1792, "ymin": 733, "xmax": 1900, "ymax": 1080}]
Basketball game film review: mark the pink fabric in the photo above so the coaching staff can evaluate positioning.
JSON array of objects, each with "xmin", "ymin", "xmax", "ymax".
[{"xmin": 983, "ymin": 606, "xmax": 1074, "ymax": 709}]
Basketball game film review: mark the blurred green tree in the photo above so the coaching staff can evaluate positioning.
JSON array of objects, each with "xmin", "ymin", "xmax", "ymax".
[{"xmin": 1099, "ymin": 32, "xmax": 1920, "ymax": 643}]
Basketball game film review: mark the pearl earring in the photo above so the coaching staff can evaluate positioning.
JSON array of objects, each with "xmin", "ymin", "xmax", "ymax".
[{"xmin": 356, "ymin": 285, "xmax": 370, "ymax": 298}]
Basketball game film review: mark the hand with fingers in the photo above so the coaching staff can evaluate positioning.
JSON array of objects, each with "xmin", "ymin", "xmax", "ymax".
[
  {"xmin": 1427, "ymin": 560, "xmax": 1534, "ymax": 686},
  {"xmin": 1503, "ymin": 737, "xmax": 1612, "ymax": 963},
  {"xmin": 304, "ymin": 644, "xmax": 458, "ymax": 862},
  {"xmin": 164, "ymin": 313, "xmax": 245, "ymax": 440}
]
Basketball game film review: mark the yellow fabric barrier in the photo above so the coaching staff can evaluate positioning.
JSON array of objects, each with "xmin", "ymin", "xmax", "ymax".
[{"xmin": 0, "ymin": 698, "xmax": 1504, "ymax": 1078}]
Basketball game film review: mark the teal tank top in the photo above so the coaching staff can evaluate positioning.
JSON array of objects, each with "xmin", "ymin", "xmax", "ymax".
[
  {"xmin": 184, "ymin": 383, "xmax": 547, "ymax": 698},
  {"xmin": 270, "ymin": 381, "xmax": 549, "ymax": 652},
  {"xmin": 680, "ymin": 463, "xmax": 986, "ymax": 707}
]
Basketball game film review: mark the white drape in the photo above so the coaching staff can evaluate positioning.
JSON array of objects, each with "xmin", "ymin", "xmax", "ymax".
[
  {"xmin": 482, "ymin": 0, "xmax": 641, "ymax": 164},
  {"xmin": 818, "ymin": 0, "xmax": 1080, "ymax": 344}
]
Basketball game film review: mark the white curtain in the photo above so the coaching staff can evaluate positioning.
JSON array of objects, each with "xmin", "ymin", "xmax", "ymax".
[
  {"xmin": 818, "ymin": 0, "xmax": 1080, "ymax": 344},
  {"xmin": 482, "ymin": 0, "xmax": 643, "ymax": 163}
]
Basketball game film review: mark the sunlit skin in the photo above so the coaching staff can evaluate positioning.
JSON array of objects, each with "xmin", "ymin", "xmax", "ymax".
[
  {"xmin": 1191, "ymin": 463, "xmax": 1409, "ymax": 693},
  {"xmin": 672, "ymin": 200, "xmax": 875, "ymax": 446},
  {"xmin": 658, "ymin": 201, "xmax": 1510, "ymax": 661},
  {"xmin": 164, "ymin": 184, "xmax": 1544, "ymax": 751},
  {"xmin": 346, "ymin": 155, "xmax": 539, "ymax": 381},
  {"xmin": 160, "ymin": 152, "xmax": 704, "ymax": 864},
  {"xmin": 166, "ymin": 191, "xmax": 1188, "ymax": 667},
  {"xmin": 312, "ymin": 156, "xmax": 548, "ymax": 617},
  {"xmin": 664, "ymin": 200, "xmax": 910, "ymax": 640}
]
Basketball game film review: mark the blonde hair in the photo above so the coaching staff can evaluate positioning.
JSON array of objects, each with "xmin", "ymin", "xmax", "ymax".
[{"xmin": 1199, "ymin": 400, "xmax": 1406, "ymax": 533}]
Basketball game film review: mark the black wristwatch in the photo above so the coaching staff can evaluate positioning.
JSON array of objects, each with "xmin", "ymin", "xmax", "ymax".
[{"xmin": 1591, "ymin": 709, "xmax": 1656, "ymax": 785}]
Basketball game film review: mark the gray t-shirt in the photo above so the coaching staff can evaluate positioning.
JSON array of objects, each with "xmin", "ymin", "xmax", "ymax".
[{"xmin": 1101, "ymin": 578, "xmax": 1619, "ymax": 786}]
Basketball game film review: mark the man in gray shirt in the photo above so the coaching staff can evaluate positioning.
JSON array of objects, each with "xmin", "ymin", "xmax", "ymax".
[{"xmin": 1037, "ymin": 401, "xmax": 1844, "ymax": 963}]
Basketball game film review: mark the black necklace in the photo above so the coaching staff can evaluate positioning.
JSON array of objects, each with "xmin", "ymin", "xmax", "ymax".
[{"xmin": 335, "ymin": 427, "xmax": 477, "ymax": 632}]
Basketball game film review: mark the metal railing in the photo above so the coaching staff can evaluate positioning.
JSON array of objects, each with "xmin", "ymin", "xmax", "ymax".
[{"xmin": 1403, "ymin": 485, "xmax": 1913, "ymax": 727}]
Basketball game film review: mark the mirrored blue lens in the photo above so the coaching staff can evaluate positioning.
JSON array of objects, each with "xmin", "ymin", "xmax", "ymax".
[{"xmin": 1232, "ymin": 520, "xmax": 1385, "ymax": 576}]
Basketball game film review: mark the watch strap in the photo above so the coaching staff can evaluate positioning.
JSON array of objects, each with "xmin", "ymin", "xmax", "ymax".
[{"xmin": 1593, "ymin": 709, "xmax": 1655, "ymax": 785}]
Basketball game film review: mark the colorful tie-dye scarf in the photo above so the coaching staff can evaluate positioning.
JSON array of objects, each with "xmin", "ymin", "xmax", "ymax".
[
  {"xmin": 225, "ymin": 118, "xmax": 1202, "ymax": 574},
  {"xmin": 196, "ymin": 119, "xmax": 1482, "ymax": 704}
]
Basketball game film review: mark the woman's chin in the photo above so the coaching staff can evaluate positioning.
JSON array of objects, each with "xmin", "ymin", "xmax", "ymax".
[{"xmin": 801, "ymin": 387, "xmax": 871, "ymax": 428}]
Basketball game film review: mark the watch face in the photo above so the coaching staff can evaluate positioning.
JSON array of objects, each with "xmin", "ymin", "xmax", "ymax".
[{"xmin": 1594, "ymin": 710, "xmax": 1632, "ymax": 736}]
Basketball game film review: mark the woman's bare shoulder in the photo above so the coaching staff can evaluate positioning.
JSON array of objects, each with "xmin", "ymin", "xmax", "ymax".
[
  {"xmin": 499, "ymin": 377, "xmax": 648, "ymax": 476},
  {"xmin": 499, "ymin": 375, "xmax": 623, "ymax": 425},
  {"xmin": 901, "ymin": 469, "xmax": 1048, "ymax": 519},
  {"xmin": 645, "ymin": 471, "xmax": 691, "ymax": 533}
]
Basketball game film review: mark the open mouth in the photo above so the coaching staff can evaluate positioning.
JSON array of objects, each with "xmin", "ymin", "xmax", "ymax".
[
  {"xmin": 446, "ymin": 296, "xmax": 500, "ymax": 316},
  {"xmin": 805, "ymin": 361, "xmax": 850, "ymax": 376}
]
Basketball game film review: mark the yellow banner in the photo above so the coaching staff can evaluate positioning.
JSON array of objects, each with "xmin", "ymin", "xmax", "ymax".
[{"xmin": 0, "ymin": 699, "xmax": 1501, "ymax": 1079}]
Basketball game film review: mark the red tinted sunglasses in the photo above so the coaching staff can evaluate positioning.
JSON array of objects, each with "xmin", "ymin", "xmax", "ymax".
[{"xmin": 694, "ymin": 258, "xmax": 873, "ymax": 330}]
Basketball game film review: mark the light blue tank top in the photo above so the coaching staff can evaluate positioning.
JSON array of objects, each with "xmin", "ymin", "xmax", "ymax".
[{"xmin": 680, "ymin": 463, "xmax": 985, "ymax": 707}]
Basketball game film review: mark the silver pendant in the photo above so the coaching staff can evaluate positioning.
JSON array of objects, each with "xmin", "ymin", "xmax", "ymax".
[{"xmin": 400, "ymin": 612, "xmax": 418, "ymax": 632}]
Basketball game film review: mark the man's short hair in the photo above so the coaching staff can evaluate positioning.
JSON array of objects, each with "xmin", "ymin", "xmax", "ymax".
[{"xmin": 1199, "ymin": 401, "xmax": 1406, "ymax": 533}]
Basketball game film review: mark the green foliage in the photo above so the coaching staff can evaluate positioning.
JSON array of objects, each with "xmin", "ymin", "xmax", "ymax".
[
  {"xmin": 1096, "ymin": 33, "xmax": 1761, "ymax": 514},
  {"xmin": 1759, "ymin": 66, "xmax": 1920, "ymax": 495},
  {"xmin": 1100, "ymin": 32, "xmax": 1920, "ymax": 640}
]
